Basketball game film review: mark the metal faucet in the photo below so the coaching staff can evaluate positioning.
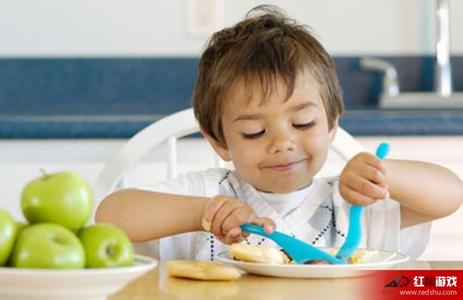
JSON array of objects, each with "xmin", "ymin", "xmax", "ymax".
[
  {"xmin": 435, "ymin": 0, "xmax": 452, "ymax": 96},
  {"xmin": 361, "ymin": 0, "xmax": 463, "ymax": 109},
  {"xmin": 360, "ymin": 58, "xmax": 399, "ymax": 97}
]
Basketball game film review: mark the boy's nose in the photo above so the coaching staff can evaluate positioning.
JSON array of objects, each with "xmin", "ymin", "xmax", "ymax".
[{"xmin": 268, "ymin": 132, "xmax": 296, "ymax": 154}]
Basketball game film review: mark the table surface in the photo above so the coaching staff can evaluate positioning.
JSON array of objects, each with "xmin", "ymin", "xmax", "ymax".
[{"xmin": 109, "ymin": 261, "xmax": 463, "ymax": 300}]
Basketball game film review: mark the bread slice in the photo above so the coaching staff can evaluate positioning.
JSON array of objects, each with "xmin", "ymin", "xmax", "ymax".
[
  {"xmin": 165, "ymin": 260, "xmax": 241, "ymax": 281},
  {"xmin": 228, "ymin": 243, "xmax": 289, "ymax": 264}
]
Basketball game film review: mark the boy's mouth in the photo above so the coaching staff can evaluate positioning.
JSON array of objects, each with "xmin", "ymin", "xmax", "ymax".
[{"xmin": 261, "ymin": 158, "xmax": 307, "ymax": 172}]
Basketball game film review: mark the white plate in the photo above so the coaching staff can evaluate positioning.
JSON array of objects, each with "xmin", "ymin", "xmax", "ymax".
[
  {"xmin": 0, "ymin": 255, "xmax": 157, "ymax": 300},
  {"xmin": 217, "ymin": 247, "xmax": 408, "ymax": 278}
]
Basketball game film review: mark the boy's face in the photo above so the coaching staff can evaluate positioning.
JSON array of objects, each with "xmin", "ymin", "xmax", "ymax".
[{"xmin": 207, "ymin": 73, "xmax": 337, "ymax": 193}]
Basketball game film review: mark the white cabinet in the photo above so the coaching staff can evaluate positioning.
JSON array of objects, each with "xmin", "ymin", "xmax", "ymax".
[{"xmin": 1, "ymin": 136, "xmax": 462, "ymax": 260}]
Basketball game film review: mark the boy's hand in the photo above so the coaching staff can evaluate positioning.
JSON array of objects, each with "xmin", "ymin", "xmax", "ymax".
[
  {"xmin": 202, "ymin": 195, "xmax": 275, "ymax": 244},
  {"xmin": 339, "ymin": 152, "xmax": 390, "ymax": 206}
]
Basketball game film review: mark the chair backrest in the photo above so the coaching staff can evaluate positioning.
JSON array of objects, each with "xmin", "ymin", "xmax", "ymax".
[{"xmin": 93, "ymin": 108, "xmax": 364, "ymax": 202}]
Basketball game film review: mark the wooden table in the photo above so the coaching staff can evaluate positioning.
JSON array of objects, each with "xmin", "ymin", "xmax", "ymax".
[{"xmin": 109, "ymin": 261, "xmax": 463, "ymax": 300}]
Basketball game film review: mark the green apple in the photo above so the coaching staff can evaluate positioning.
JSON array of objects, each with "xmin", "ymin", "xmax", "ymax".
[
  {"xmin": 78, "ymin": 223, "xmax": 134, "ymax": 268},
  {"xmin": 21, "ymin": 171, "xmax": 93, "ymax": 231},
  {"xmin": 16, "ymin": 221, "xmax": 28, "ymax": 235},
  {"xmin": 11, "ymin": 223, "xmax": 85, "ymax": 269},
  {"xmin": 0, "ymin": 209, "xmax": 18, "ymax": 266},
  {"xmin": 4, "ymin": 221, "xmax": 29, "ymax": 267}
]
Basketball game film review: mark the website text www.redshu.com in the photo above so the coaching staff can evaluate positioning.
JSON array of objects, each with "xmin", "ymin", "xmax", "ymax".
[
  {"xmin": 362, "ymin": 271, "xmax": 463, "ymax": 300},
  {"xmin": 399, "ymin": 289, "xmax": 458, "ymax": 297}
]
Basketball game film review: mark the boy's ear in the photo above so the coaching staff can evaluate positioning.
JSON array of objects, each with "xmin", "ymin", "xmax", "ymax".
[
  {"xmin": 200, "ymin": 128, "xmax": 232, "ymax": 162},
  {"xmin": 328, "ymin": 117, "xmax": 339, "ymax": 143}
]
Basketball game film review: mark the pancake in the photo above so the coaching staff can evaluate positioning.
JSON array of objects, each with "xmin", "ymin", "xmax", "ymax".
[
  {"xmin": 165, "ymin": 260, "xmax": 241, "ymax": 281},
  {"xmin": 228, "ymin": 243, "xmax": 290, "ymax": 264}
]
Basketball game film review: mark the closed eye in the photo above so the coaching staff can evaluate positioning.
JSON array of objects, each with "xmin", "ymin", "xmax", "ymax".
[
  {"xmin": 241, "ymin": 129, "xmax": 265, "ymax": 139},
  {"xmin": 293, "ymin": 121, "xmax": 315, "ymax": 130}
]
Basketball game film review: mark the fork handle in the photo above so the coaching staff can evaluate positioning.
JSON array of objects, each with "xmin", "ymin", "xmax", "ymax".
[
  {"xmin": 336, "ymin": 205, "xmax": 364, "ymax": 260},
  {"xmin": 240, "ymin": 223, "xmax": 271, "ymax": 237},
  {"xmin": 336, "ymin": 142, "xmax": 390, "ymax": 261}
]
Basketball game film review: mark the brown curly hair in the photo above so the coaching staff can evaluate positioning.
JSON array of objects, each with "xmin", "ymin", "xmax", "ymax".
[{"xmin": 192, "ymin": 5, "xmax": 343, "ymax": 147}]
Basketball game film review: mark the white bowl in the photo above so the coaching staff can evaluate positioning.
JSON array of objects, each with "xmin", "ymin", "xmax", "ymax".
[{"xmin": 0, "ymin": 255, "xmax": 157, "ymax": 300}]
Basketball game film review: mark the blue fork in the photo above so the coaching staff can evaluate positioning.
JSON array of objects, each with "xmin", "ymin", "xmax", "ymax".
[
  {"xmin": 240, "ymin": 223, "xmax": 344, "ymax": 264},
  {"xmin": 335, "ymin": 142, "xmax": 390, "ymax": 261}
]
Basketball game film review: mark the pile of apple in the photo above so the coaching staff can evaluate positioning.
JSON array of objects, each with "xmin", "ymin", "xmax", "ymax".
[{"xmin": 0, "ymin": 171, "xmax": 134, "ymax": 269}]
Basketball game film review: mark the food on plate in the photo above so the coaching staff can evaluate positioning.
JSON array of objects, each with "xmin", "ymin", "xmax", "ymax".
[
  {"xmin": 165, "ymin": 260, "xmax": 241, "ymax": 281},
  {"xmin": 229, "ymin": 243, "xmax": 290, "ymax": 264},
  {"xmin": 229, "ymin": 243, "xmax": 372, "ymax": 265},
  {"xmin": 345, "ymin": 249, "xmax": 377, "ymax": 264}
]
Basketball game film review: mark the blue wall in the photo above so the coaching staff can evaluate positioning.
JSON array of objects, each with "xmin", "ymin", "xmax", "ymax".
[
  {"xmin": 1, "ymin": 56, "xmax": 463, "ymax": 138},
  {"xmin": 2, "ymin": 56, "xmax": 462, "ymax": 116}
]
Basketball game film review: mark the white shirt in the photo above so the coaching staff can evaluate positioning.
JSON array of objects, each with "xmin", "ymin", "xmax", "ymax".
[
  {"xmin": 140, "ymin": 168, "xmax": 431, "ymax": 261},
  {"xmin": 257, "ymin": 183, "xmax": 314, "ymax": 216}
]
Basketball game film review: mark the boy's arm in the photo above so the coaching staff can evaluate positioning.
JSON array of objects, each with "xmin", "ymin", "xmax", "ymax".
[
  {"xmin": 95, "ymin": 188, "xmax": 208, "ymax": 242},
  {"xmin": 384, "ymin": 159, "xmax": 463, "ymax": 228}
]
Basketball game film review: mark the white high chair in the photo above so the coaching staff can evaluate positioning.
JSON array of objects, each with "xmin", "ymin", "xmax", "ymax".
[{"xmin": 93, "ymin": 108, "xmax": 365, "ymax": 258}]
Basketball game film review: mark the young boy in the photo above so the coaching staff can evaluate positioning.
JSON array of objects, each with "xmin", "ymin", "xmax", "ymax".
[{"xmin": 95, "ymin": 5, "xmax": 463, "ymax": 261}]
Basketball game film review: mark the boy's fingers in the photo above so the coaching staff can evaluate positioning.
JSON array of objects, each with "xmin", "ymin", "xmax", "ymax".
[
  {"xmin": 342, "ymin": 187, "xmax": 377, "ymax": 206},
  {"xmin": 228, "ymin": 226, "xmax": 242, "ymax": 237},
  {"xmin": 250, "ymin": 217, "xmax": 276, "ymax": 233},
  {"xmin": 201, "ymin": 218, "xmax": 212, "ymax": 232},
  {"xmin": 378, "ymin": 182, "xmax": 389, "ymax": 190},
  {"xmin": 360, "ymin": 165, "xmax": 387, "ymax": 185},
  {"xmin": 224, "ymin": 227, "xmax": 243, "ymax": 244},
  {"xmin": 217, "ymin": 226, "xmax": 242, "ymax": 244},
  {"xmin": 202, "ymin": 196, "xmax": 227, "ymax": 232},
  {"xmin": 220, "ymin": 223, "xmax": 241, "ymax": 240},
  {"xmin": 365, "ymin": 155, "xmax": 379, "ymax": 166},
  {"xmin": 348, "ymin": 175, "xmax": 389, "ymax": 200},
  {"xmin": 221, "ymin": 210, "xmax": 246, "ymax": 235},
  {"xmin": 213, "ymin": 202, "xmax": 246, "ymax": 236},
  {"xmin": 203, "ymin": 196, "xmax": 227, "ymax": 222},
  {"xmin": 362, "ymin": 153, "xmax": 385, "ymax": 170}
]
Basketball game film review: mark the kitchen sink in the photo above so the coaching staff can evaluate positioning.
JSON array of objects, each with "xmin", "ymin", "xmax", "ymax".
[{"xmin": 379, "ymin": 92, "xmax": 463, "ymax": 109}]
